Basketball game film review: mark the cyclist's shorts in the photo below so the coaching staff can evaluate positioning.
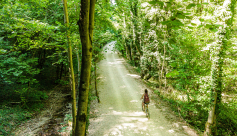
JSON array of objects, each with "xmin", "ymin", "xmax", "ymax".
[{"xmin": 144, "ymin": 102, "xmax": 149, "ymax": 104}]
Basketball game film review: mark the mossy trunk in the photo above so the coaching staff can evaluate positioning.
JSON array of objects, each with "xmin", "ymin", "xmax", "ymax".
[
  {"xmin": 75, "ymin": 0, "xmax": 96, "ymax": 135},
  {"xmin": 62, "ymin": 0, "xmax": 77, "ymax": 135},
  {"xmin": 94, "ymin": 61, "xmax": 100, "ymax": 103}
]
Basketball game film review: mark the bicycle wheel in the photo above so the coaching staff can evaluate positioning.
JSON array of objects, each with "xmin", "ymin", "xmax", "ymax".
[
  {"xmin": 147, "ymin": 109, "xmax": 150, "ymax": 119},
  {"xmin": 145, "ymin": 105, "xmax": 150, "ymax": 119},
  {"xmin": 145, "ymin": 106, "xmax": 148, "ymax": 116}
]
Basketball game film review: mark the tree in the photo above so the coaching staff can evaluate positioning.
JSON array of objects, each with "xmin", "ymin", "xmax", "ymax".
[
  {"xmin": 62, "ymin": 0, "xmax": 77, "ymax": 135},
  {"xmin": 75, "ymin": 0, "xmax": 96, "ymax": 135},
  {"xmin": 204, "ymin": 0, "xmax": 236, "ymax": 135}
]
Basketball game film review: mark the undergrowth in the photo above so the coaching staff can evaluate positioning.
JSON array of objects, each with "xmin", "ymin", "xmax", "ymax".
[
  {"xmin": 0, "ymin": 106, "xmax": 31, "ymax": 135},
  {"xmin": 0, "ymin": 88, "xmax": 48, "ymax": 135},
  {"xmin": 154, "ymin": 90, "xmax": 237, "ymax": 136}
]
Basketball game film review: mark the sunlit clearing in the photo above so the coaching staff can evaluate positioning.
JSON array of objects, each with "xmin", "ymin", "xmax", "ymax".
[
  {"xmin": 111, "ymin": 111, "xmax": 146, "ymax": 117},
  {"xmin": 122, "ymin": 123, "xmax": 135, "ymax": 128},
  {"xmin": 108, "ymin": 61, "xmax": 122, "ymax": 65},
  {"xmin": 107, "ymin": 127, "xmax": 122, "ymax": 136},
  {"xmin": 102, "ymin": 111, "xmax": 149, "ymax": 136},
  {"xmin": 160, "ymin": 126, "xmax": 164, "ymax": 129},
  {"xmin": 109, "ymin": 107, "xmax": 113, "ymax": 109},
  {"xmin": 121, "ymin": 116, "xmax": 148, "ymax": 122},
  {"xmin": 130, "ymin": 100, "xmax": 138, "ymax": 103},
  {"xmin": 127, "ymin": 74, "xmax": 140, "ymax": 78},
  {"xmin": 120, "ymin": 85, "xmax": 126, "ymax": 88},
  {"xmin": 115, "ymin": 59, "xmax": 125, "ymax": 64},
  {"xmin": 168, "ymin": 129, "xmax": 175, "ymax": 133},
  {"xmin": 112, "ymin": 110, "xmax": 123, "ymax": 115},
  {"xmin": 115, "ymin": 59, "xmax": 125, "ymax": 62},
  {"xmin": 92, "ymin": 117, "xmax": 104, "ymax": 122}
]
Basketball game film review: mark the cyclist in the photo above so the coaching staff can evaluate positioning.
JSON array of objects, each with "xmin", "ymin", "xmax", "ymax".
[{"xmin": 141, "ymin": 89, "xmax": 150, "ymax": 111}]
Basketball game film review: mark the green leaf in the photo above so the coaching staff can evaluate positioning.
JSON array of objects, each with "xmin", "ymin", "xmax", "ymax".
[
  {"xmin": 172, "ymin": 20, "xmax": 184, "ymax": 27},
  {"xmin": 205, "ymin": 24, "xmax": 212, "ymax": 28},
  {"xmin": 166, "ymin": 2, "xmax": 171, "ymax": 9},
  {"xmin": 177, "ymin": 13, "xmax": 185, "ymax": 19},
  {"xmin": 214, "ymin": 24, "xmax": 224, "ymax": 27},
  {"xmin": 199, "ymin": 18, "xmax": 204, "ymax": 22},
  {"xmin": 197, "ymin": 4, "xmax": 202, "ymax": 7},
  {"xmin": 197, "ymin": 24, "xmax": 204, "ymax": 28},
  {"xmin": 184, "ymin": 13, "xmax": 192, "ymax": 15},
  {"xmin": 170, "ymin": 62, "xmax": 176, "ymax": 67},
  {"xmin": 209, "ymin": 28, "xmax": 218, "ymax": 32},
  {"xmin": 13, "ymin": 70, "xmax": 23, "ymax": 76},
  {"xmin": 162, "ymin": 21, "xmax": 170, "ymax": 25},
  {"xmin": 148, "ymin": 0, "xmax": 164, "ymax": 6},
  {"xmin": 148, "ymin": 1, "xmax": 157, "ymax": 5},
  {"xmin": 186, "ymin": 3, "xmax": 196, "ymax": 9},
  {"xmin": 166, "ymin": 70, "xmax": 179, "ymax": 78},
  {"xmin": 158, "ymin": 2, "xmax": 164, "ymax": 8}
]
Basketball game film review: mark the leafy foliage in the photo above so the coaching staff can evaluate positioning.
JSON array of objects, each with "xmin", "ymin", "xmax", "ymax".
[
  {"xmin": 114, "ymin": 0, "xmax": 237, "ymax": 135},
  {"xmin": 0, "ymin": 0, "xmax": 116, "ymax": 134}
]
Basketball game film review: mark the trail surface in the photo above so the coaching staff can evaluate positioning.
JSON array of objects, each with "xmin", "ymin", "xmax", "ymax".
[{"xmin": 88, "ymin": 42, "xmax": 198, "ymax": 136}]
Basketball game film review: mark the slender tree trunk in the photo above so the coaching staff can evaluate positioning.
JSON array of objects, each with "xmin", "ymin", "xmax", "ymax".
[
  {"xmin": 77, "ymin": 52, "xmax": 80, "ymax": 89},
  {"xmin": 204, "ymin": 89, "xmax": 217, "ymax": 136},
  {"xmin": 204, "ymin": 1, "xmax": 236, "ymax": 135},
  {"xmin": 75, "ymin": 0, "xmax": 96, "ymax": 135},
  {"xmin": 160, "ymin": 33, "xmax": 166, "ymax": 91},
  {"xmin": 62, "ymin": 0, "xmax": 77, "ymax": 135},
  {"xmin": 94, "ymin": 61, "xmax": 100, "ymax": 103}
]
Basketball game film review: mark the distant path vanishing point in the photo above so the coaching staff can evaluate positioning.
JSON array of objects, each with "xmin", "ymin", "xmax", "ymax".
[{"xmin": 88, "ymin": 41, "xmax": 196, "ymax": 136}]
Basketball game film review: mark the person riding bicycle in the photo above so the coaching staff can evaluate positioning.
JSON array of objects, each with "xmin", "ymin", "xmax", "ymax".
[{"xmin": 141, "ymin": 89, "xmax": 150, "ymax": 111}]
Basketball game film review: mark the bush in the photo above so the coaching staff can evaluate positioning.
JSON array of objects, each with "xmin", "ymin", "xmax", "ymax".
[
  {"xmin": 15, "ymin": 88, "xmax": 48, "ymax": 109},
  {"xmin": 217, "ymin": 103, "xmax": 237, "ymax": 135}
]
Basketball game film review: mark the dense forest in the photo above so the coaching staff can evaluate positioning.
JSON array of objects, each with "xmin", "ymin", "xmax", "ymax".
[{"xmin": 0, "ymin": 0, "xmax": 236, "ymax": 135}]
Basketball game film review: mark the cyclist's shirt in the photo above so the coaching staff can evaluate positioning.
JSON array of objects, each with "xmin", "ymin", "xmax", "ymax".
[{"xmin": 143, "ymin": 93, "xmax": 150, "ymax": 104}]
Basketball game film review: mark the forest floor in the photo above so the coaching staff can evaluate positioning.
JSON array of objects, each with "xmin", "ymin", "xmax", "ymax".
[
  {"xmin": 88, "ymin": 41, "xmax": 199, "ymax": 136},
  {"xmin": 13, "ymin": 85, "xmax": 72, "ymax": 136}
]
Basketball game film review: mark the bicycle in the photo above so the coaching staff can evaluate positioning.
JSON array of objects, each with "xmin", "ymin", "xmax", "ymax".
[{"xmin": 142, "ymin": 101, "xmax": 150, "ymax": 119}]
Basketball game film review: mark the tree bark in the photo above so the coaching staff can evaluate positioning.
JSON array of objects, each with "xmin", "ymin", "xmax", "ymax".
[
  {"xmin": 77, "ymin": 52, "xmax": 80, "ymax": 90},
  {"xmin": 94, "ymin": 61, "xmax": 100, "ymax": 103},
  {"xmin": 62, "ymin": 0, "xmax": 77, "ymax": 135},
  {"xmin": 75, "ymin": 0, "xmax": 96, "ymax": 135}
]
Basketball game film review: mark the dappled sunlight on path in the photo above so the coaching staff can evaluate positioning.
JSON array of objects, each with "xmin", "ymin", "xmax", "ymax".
[{"xmin": 88, "ymin": 42, "xmax": 193, "ymax": 136}]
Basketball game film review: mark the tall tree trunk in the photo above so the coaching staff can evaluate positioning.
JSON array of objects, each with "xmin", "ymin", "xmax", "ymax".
[
  {"xmin": 131, "ymin": 0, "xmax": 142, "ymax": 57},
  {"xmin": 62, "ymin": 0, "xmax": 77, "ymax": 135},
  {"xmin": 77, "ymin": 52, "xmax": 80, "ymax": 90},
  {"xmin": 75, "ymin": 0, "xmax": 96, "ymax": 135},
  {"xmin": 94, "ymin": 61, "xmax": 100, "ymax": 103},
  {"xmin": 204, "ymin": 1, "xmax": 236, "ymax": 135}
]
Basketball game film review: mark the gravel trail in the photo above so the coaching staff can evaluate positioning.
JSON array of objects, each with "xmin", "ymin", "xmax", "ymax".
[{"xmin": 88, "ymin": 42, "xmax": 197, "ymax": 136}]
